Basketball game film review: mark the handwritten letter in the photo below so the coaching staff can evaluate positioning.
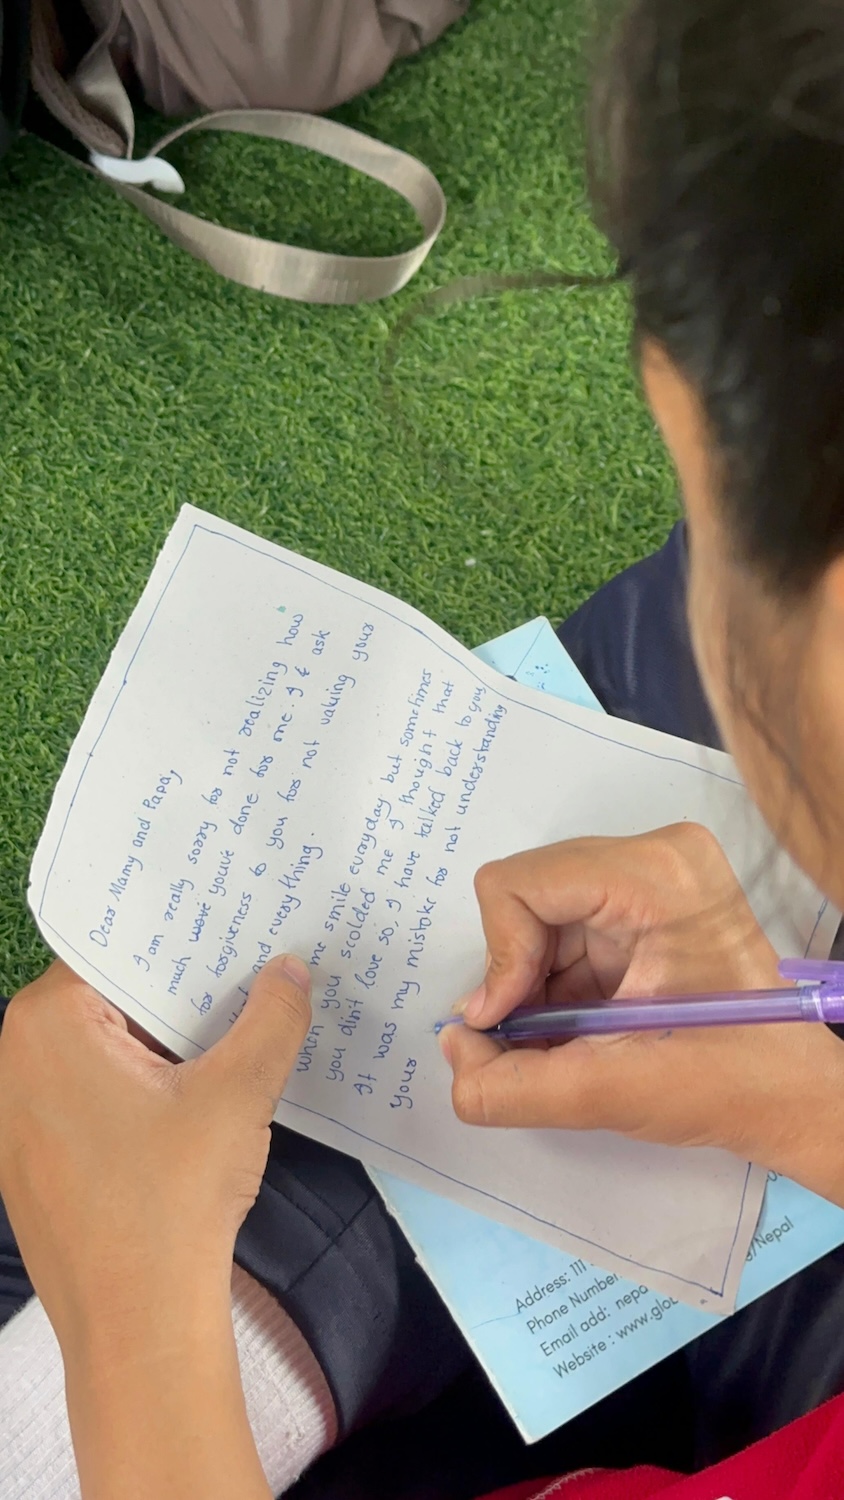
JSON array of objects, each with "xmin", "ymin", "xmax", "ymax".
[{"xmin": 28, "ymin": 508, "xmax": 837, "ymax": 1312}]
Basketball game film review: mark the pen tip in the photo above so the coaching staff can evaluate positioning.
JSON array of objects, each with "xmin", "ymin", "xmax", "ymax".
[{"xmin": 433, "ymin": 1017, "xmax": 463, "ymax": 1035}]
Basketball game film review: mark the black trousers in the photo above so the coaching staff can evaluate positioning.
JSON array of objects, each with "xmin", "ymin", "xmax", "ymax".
[{"xmin": 3, "ymin": 522, "xmax": 844, "ymax": 1499}]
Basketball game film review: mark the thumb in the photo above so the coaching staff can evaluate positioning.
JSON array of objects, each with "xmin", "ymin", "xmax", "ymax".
[
  {"xmin": 442, "ymin": 1020, "xmax": 610, "ymax": 1131},
  {"xmin": 195, "ymin": 955, "xmax": 312, "ymax": 1110}
]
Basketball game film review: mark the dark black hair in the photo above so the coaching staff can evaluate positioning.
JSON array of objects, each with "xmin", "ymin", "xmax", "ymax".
[{"xmin": 591, "ymin": 0, "xmax": 844, "ymax": 593}]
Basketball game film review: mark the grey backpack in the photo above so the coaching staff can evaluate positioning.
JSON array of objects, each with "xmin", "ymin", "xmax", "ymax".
[{"xmin": 23, "ymin": 0, "xmax": 466, "ymax": 300}]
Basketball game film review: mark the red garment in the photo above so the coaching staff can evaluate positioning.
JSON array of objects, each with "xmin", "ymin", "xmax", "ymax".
[{"xmin": 483, "ymin": 1390, "xmax": 844, "ymax": 1500}]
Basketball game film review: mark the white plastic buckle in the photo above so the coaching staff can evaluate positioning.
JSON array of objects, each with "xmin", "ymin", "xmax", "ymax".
[{"xmin": 89, "ymin": 151, "xmax": 185, "ymax": 195}]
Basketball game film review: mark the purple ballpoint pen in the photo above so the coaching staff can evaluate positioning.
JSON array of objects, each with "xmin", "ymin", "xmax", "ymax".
[{"xmin": 436, "ymin": 957, "xmax": 844, "ymax": 1043}]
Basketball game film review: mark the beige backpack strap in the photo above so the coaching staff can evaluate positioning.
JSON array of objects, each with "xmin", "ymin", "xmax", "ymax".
[
  {"xmin": 30, "ymin": 0, "xmax": 129, "ymax": 156},
  {"xmin": 93, "ymin": 110, "xmax": 447, "ymax": 304},
  {"xmin": 31, "ymin": 1, "xmax": 446, "ymax": 303},
  {"xmin": 72, "ymin": 0, "xmax": 136, "ymax": 157}
]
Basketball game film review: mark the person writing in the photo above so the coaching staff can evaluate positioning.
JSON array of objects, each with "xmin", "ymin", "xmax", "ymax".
[{"xmin": 4, "ymin": 0, "xmax": 844, "ymax": 1495}]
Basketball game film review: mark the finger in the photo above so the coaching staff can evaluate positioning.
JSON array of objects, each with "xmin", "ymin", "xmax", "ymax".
[
  {"xmin": 445, "ymin": 1021, "xmax": 652, "ymax": 1131},
  {"xmin": 46, "ymin": 967, "xmax": 177, "ymax": 1057},
  {"xmin": 469, "ymin": 842, "xmax": 614, "ymax": 1028},
  {"xmin": 445, "ymin": 1023, "xmax": 564, "ymax": 1128},
  {"xmin": 194, "ymin": 955, "xmax": 311, "ymax": 1111},
  {"xmin": 19, "ymin": 961, "xmax": 130, "ymax": 1037},
  {"xmin": 16, "ymin": 960, "xmax": 105, "ymax": 1012},
  {"xmin": 439, "ymin": 1019, "xmax": 505, "ymax": 1072}
]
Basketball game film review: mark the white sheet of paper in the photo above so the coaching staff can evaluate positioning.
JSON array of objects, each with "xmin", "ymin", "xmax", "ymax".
[{"xmin": 28, "ymin": 507, "xmax": 837, "ymax": 1312}]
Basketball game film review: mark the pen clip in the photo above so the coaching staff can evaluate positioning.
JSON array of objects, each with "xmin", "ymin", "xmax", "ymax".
[{"xmin": 779, "ymin": 957, "xmax": 844, "ymax": 987}]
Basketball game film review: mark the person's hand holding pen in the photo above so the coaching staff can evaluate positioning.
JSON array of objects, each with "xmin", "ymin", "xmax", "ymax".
[{"xmin": 441, "ymin": 822, "xmax": 844, "ymax": 1207}]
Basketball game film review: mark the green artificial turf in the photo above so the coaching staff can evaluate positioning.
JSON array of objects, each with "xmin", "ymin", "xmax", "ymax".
[{"xmin": 0, "ymin": 0, "xmax": 678, "ymax": 989}]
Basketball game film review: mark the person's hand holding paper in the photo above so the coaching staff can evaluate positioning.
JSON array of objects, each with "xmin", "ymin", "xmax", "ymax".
[
  {"xmin": 0, "ymin": 956, "xmax": 311, "ymax": 1348},
  {"xmin": 443, "ymin": 824, "xmax": 844, "ymax": 1208}
]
